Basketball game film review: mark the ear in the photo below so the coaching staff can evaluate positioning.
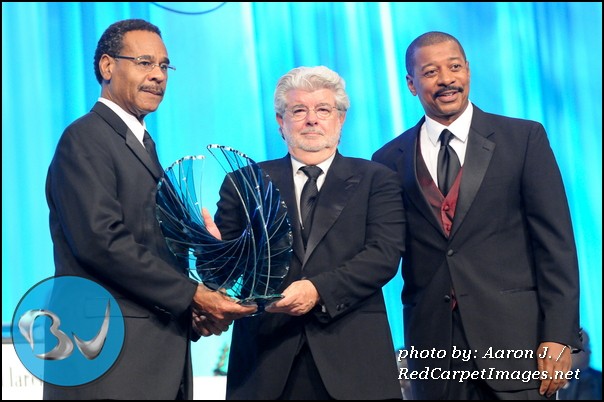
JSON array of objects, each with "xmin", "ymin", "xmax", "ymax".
[
  {"xmin": 276, "ymin": 113, "xmax": 285, "ymax": 139},
  {"xmin": 406, "ymin": 74, "xmax": 417, "ymax": 96},
  {"xmin": 99, "ymin": 54, "xmax": 114, "ymax": 82}
]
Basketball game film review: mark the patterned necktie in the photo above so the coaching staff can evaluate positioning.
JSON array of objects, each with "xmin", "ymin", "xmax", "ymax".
[
  {"xmin": 437, "ymin": 129, "xmax": 461, "ymax": 196},
  {"xmin": 143, "ymin": 131, "xmax": 163, "ymax": 172},
  {"xmin": 299, "ymin": 166, "xmax": 323, "ymax": 247}
]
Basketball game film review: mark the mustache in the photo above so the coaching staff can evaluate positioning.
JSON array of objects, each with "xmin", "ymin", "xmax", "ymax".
[
  {"xmin": 435, "ymin": 86, "xmax": 463, "ymax": 98},
  {"xmin": 301, "ymin": 129, "xmax": 324, "ymax": 135},
  {"xmin": 140, "ymin": 86, "xmax": 164, "ymax": 95}
]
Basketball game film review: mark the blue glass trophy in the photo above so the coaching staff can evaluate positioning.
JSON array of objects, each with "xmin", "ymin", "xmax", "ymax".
[{"xmin": 155, "ymin": 145, "xmax": 291, "ymax": 312}]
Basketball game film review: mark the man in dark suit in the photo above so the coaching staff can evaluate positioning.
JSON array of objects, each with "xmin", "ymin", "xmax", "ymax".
[
  {"xmin": 217, "ymin": 66, "xmax": 406, "ymax": 399},
  {"xmin": 44, "ymin": 19, "xmax": 255, "ymax": 399},
  {"xmin": 372, "ymin": 31, "xmax": 582, "ymax": 400}
]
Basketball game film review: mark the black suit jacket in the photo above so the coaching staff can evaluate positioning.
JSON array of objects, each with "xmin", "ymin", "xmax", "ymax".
[
  {"xmin": 218, "ymin": 152, "xmax": 406, "ymax": 400},
  {"xmin": 44, "ymin": 102, "xmax": 198, "ymax": 399},
  {"xmin": 372, "ymin": 105, "xmax": 581, "ymax": 398}
]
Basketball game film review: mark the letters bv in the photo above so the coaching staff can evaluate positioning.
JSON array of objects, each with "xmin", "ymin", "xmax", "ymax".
[{"xmin": 18, "ymin": 301, "xmax": 111, "ymax": 360}]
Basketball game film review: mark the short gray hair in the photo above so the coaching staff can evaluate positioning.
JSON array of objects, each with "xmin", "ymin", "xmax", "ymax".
[{"xmin": 274, "ymin": 66, "xmax": 350, "ymax": 116}]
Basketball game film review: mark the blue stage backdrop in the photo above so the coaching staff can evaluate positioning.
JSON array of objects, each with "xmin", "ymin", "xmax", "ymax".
[{"xmin": 2, "ymin": 2, "xmax": 601, "ymax": 376}]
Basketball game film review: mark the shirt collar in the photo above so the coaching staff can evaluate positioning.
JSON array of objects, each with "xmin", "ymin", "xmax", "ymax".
[
  {"xmin": 290, "ymin": 152, "xmax": 336, "ymax": 175},
  {"xmin": 425, "ymin": 101, "xmax": 474, "ymax": 145},
  {"xmin": 98, "ymin": 97, "xmax": 147, "ymax": 142}
]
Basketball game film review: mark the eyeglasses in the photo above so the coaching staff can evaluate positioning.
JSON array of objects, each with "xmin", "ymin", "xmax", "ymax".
[
  {"xmin": 285, "ymin": 104, "xmax": 342, "ymax": 121},
  {"xmin": 112, "ymin": 55, "xmax": 176, "ymax": 73}
]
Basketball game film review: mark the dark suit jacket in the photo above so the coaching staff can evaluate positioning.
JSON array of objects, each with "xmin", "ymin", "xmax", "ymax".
[
  {"xmin": 44, "ymin": 102, "xmax": 198, "ymax": 399},
  {"xmin": 219, "ymin": 152, "xmax": 406, "ymax": 400},
  {"xmin": 372, "ymin": 105, "xmax": 581, "ymax": 398}
]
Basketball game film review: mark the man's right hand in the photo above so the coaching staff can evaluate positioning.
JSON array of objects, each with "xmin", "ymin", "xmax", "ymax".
[
  {"xmin": 193, "ymin": 310, "xmax": 229, "ymax": 337},
  {"xmin": 192, "ymin": 284, "xmax": 257, "ymax": 330},
  {"xmin": 202, "ymin": 207, "xmax": 222, "ymax": 240}
]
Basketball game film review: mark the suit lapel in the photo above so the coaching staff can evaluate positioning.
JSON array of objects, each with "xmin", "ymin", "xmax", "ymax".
[
  {"xmin": 303, "ymin": 154, "xmax": 359, "ymax": 265},
  {"xmin": 92, "ymin": 102, "xmax": 163, "ymax": 180},
  {"xmin": 126, "ymin": 131, "xmax": 164, "ymax": 180},
  {"xmin": 450, "ymin": 108, "xmax": 496, "ymax": 238},
  {"xmin": 264, "ymin": 157, "xmax": 305, "ymax": 262}
]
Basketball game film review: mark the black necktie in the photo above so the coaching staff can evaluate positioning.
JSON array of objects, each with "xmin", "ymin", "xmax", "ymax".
[
  {"xmin": 437, "ymin": 129, "xmax": 461, "ymax": 196},
  {"xmin": 299, "ymin": 166, "xmax": 323, "ymax": 247},
  {"xmin": 143, "ymin": 131, "xmax": 163, "ymax": 172}
]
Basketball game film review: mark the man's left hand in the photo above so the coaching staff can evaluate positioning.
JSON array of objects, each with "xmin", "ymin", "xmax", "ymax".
[
  {"xmin": 265, "ymin": 279, "xmax": 320, "ymax": 316},
  {"xmin": 537, "ymin": 341, "xmax": 572, "ymax": 397}
]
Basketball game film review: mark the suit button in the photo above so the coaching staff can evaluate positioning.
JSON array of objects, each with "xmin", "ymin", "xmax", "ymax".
[
  {"xmin": 444, "ymin": 295, "xmax": 451, "ymax": 302},
  {"xmin": 447, "ymin": 249, "xmax": 454, "ymax": 256}
]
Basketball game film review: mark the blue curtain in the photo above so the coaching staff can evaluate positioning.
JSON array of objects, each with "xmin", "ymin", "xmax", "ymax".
[{"xmin": 3, "ymin": 2, "xmax": 601, "ymax": 375}]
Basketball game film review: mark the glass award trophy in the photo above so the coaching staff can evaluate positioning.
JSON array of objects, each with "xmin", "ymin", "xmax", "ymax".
[{"xmin": 155, "ymin": 145, "xmax": 292, "ymax": 313}]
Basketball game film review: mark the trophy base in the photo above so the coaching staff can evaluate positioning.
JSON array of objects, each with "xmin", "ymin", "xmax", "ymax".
[{"xmin": 238, "ymin": 294, "xmax": 284, "ymax": 315}]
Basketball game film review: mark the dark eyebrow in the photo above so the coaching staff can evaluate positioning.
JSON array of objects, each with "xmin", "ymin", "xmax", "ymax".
[
  {"xmin": 419, "ymin": 63, "xmax": 435, "ymax": 71},
  {"xmin": 137, "ymin": 55, "xmax": 171, "ymax": 64}
]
